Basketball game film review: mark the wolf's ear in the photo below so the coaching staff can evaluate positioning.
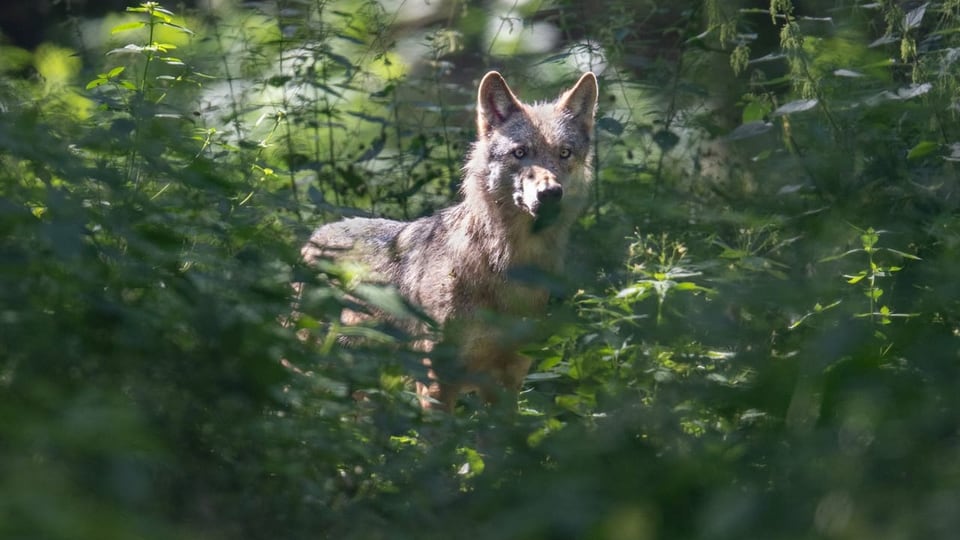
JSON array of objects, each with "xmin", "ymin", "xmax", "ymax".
[
  {"xmin": 556, "ymin": 72, "xmax": 598, "ymax": 129},
  {"xmin": 477, "ymin": 71, "xmax": 522, "ymax": 135}
]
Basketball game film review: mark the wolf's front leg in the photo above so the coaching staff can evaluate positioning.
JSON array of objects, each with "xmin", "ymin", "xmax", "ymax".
[{"xmin": 476, "ymin": 353, "xmax": 532, "ymax": 407}]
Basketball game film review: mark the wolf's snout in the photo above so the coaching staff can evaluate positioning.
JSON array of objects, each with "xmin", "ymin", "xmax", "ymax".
[{"xmin": 537, "ymin": 184, "xmax": 563, "ymax": 204}]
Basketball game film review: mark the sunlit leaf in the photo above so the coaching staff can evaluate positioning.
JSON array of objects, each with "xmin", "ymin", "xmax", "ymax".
[
  {"xmin": 833, "ymin": 68, "xmax": 864, "ymax": 77},
  {"xmin": 107, "ymin": 44, "xmax": 145, "ymax": 55},
  {"xmin": 111, "ymin": 21, "xmax": 146, "ymax": 34},
  {"xmin": 845, "ymin": 272, "xmax": 868, "ymax": 284},
  {"xmin": 907, "ymin": 140, "xmax": 937, "ymax": 160},
  {"xmin": 895, "ymin": 83, "xmax": 932, "ymax": 100},
  {"xmin": 771, "ymin": 99, "xmax": 818, "ymax": 116}
]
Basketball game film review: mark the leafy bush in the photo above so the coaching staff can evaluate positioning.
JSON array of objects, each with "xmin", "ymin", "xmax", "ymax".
[{"xmin": 2, "ymin": 1, "xmax": 960, "ymax": 538}]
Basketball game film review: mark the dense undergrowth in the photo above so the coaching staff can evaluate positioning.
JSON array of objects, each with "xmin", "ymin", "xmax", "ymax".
[{"xmin": 2, "ymin": 1, "xmax": 960, "ymax": 538}]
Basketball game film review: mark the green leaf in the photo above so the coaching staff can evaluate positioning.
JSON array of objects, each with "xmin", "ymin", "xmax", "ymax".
[
  {"xmin": 819, "ymin": 249, "xmax": 864, "ymax": 263},
  {"xmin": 884, "ymin": 248, "xmax": 922, "ymax": 260},
  {"xmin": 106, "ymin": 65, "xmax": 126, "ymax": 78},
  {"xmin": 907, "ymin": 140, "xmax": 938, "ymax": 160},
  {"xmin": 456, "ymin": 447, "xmax": 485, "ymax": 477},
  {"xmin": 741, "ymin": 101, "xmax": 770, "ymax": 123},
  {"xmin": 150, "ymin": 10, "xmax": 173, "ymax": 23},
  {"xmin": 85, "ymin": 78, "xmax": 107, "ymax": 90},
  {"xmin": 161, "ymin": 21, "xmax": 195, "ymax": 35},
  {"xmin": 111, "ymin": 21, "xmax": 146, "ymax": 34},
  {"xmin": 845, "ymin": 271, "xmax": 868, "ymax": 284}
]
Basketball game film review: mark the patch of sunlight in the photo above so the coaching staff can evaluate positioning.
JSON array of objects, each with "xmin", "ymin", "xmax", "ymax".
[{"xmin": 34, "ymin": 44, "xmax": 82, "ymax": 89}]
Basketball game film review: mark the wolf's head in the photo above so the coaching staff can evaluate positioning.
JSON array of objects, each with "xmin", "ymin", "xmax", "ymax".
[{"xmin": 469, "ymin": 71, "xmax": 598, "ymax": 233}]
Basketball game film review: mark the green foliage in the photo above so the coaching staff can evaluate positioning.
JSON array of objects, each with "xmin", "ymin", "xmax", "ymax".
[{"xmin": 3, "ymin": 1, "xmax": 960, "ymax": 539}]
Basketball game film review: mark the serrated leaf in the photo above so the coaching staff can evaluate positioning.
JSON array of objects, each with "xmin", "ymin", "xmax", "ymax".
[
  {"xmin": 772, "ymin": 99, "xmax": 818, "ymax": 116},
  {"xmin": 907, "ymin": 140, "xmax": 937, "ymax": 160},
  {"xmin": 904, "ymin": 3, "xmax": 928, "ymax": 30}
]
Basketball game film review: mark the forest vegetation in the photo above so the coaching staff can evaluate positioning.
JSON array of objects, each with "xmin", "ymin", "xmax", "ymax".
[{"xmin": 2, "ymin": 1, "xmax": 960, "ymax": 538}]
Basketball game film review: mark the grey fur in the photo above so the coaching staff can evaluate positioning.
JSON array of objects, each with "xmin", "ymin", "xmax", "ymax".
[{"xmin": 300, "ymin": 71, "xmax": 598, "ymax": 409}]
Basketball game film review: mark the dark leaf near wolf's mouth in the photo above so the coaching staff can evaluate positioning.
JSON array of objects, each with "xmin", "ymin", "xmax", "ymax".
[{"xmin": 532, "ymin": 201, "xmax": 562, "ymax": 232}]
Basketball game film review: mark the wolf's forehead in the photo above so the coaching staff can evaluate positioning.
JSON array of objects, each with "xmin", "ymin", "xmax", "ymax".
[
  {"xmin": 528, "ymin": 103, "xmax": 574, "ymax": 137},
  {"xmin": 488, "ymin": 103, "xmax": 576, "ymax": 146}
]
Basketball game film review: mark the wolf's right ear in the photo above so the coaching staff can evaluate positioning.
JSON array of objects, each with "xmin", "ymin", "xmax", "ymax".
[
  {"xmin": 477, "ymin": 71, "xmax": 522, "ymax": 135},
  {"xmin": 556, "ymin": 72, "xmax": 599, "ymax": 130}
]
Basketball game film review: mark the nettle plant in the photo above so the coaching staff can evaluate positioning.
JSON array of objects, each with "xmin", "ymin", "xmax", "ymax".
[
  {"xmin": 614, "ymin": 233, "xmax": 715, "ymax": 326},
  {"xmin": 822, "ymin": 226, "xmax": 921, "ymax": 327},
  {"xmin": 86, "ymin": 2, "xmax": 199, "ymax": 186},
  {"xmin": 87, "ymin": 3, "xmax": 195, "ymax": 94}
]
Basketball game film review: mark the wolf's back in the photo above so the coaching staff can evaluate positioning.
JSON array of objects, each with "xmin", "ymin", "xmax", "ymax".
[{"xmin": 302, "ymin": 217, "xmax": 406, "ymax": 280}]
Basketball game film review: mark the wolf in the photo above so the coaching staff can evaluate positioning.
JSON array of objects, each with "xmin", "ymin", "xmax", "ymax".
[{"xmin": 299, "ymin": 71, "xmax": 598, "ymax": 410}]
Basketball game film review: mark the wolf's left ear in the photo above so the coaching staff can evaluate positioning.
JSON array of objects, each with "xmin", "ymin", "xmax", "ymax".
[
  {"xmin": 477, "ymin": 71, "xmax": 523, "ymax": 135},
  {"xmin": 556, "ymin": 72, "xmax": 598, "ymax": 129}
]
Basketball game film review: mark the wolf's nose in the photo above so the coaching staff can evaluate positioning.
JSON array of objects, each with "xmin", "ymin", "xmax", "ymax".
[{"xmin": 537, "ymin": 184, "xmax": 563, "ymax": 204}]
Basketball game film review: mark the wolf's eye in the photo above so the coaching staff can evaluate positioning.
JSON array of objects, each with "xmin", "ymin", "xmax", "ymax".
[
  {"xmin": 559, "ymin": 148, "xmax": 572, "ymax": 159},
  {"xmin": 512, "ymin": 147, "xmax": 527, "ymax": 159}
]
